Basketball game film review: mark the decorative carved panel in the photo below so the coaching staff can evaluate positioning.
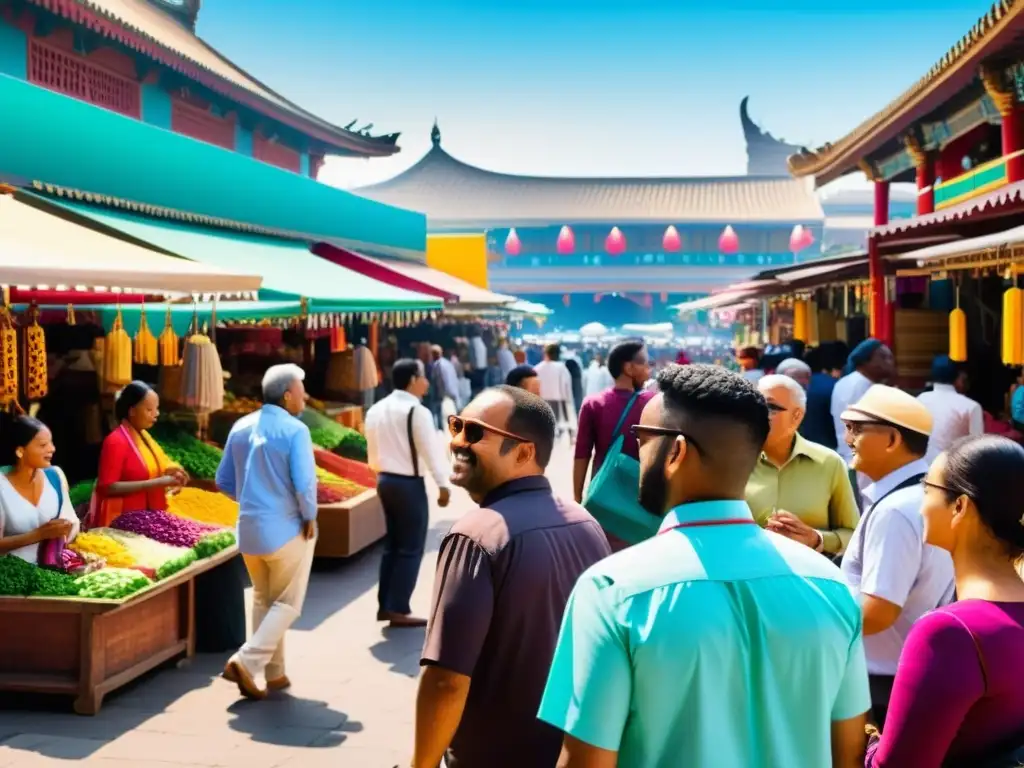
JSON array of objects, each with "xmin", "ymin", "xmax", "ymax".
[
  {"xmin": 171, "ymin": 97, "xmax": 235, "ymax": 150},
  {"xmin": 27, "ymin": 37, "xmax": 140, "ymax": 118}
]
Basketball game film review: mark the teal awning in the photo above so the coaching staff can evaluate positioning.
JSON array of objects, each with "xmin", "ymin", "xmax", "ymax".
[
  {"xmin": 0, "ymin": 74, "xmax": 425, "ymax": 258},
  {"xmin": 32, "ymin": 301, "xmax": 303, "ymax": 336},
  {"xmin": 52, "ymin": 202, "xmax": 442, "ymax": 313}
]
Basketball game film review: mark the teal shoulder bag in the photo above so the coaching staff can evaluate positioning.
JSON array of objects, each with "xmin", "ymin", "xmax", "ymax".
[{"xmin": 582, "ymin": 392, "xmax": 660, "ymax": 545}]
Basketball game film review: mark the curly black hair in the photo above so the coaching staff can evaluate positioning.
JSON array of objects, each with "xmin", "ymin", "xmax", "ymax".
[{"xmin": 655, "ymin": 363, "xmax": 770, "ymax": 450}]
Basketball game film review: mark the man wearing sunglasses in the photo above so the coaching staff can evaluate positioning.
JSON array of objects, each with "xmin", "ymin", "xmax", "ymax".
[
  {"xmin": 839, "ymin": 384, "xmax": 955, "ymax": 727},
  {"xmin": 539, "ymin": 364, "xmax": 871, "ymax": 768},
  {"xmin": 414, "ymin": 386, "xmax": 610, "ymax": 768}
]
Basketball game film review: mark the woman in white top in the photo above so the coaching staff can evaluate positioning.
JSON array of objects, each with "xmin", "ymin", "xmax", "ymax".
[{"xmin": 0, "ymin": 415, "xmax": 78, "ymax": 562}]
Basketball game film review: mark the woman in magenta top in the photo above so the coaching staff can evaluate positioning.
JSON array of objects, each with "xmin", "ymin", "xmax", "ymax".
[{"xmin": 867, "ymin": 434, "xmax": 1024, "ymax": 767}]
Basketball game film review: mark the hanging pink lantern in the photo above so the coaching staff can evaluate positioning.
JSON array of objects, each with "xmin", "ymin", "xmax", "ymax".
[
  {"xmin": 605, "ymin": 226, "xmax": 626, "ymax": 255},
  {"xmin": 789, "ymin": 225, "xmax": 806, "ymax": 253},
  {"xmin": 662, "ymin": 225, "xmax": 681, "ymax": 252},
  {"xmin": 556, "ymin": 225, "xmax": 575, "ymax": 255},
  {"xmin": 718, "ymin": 225, "xmax": 739, "ymax": 254},
  {"xmin": 504, "ymin": 228, "xmax": 521, "ymax": 256},
  {"xmin": 801, "ymin": 227, "xmax": 815, "ymax": 250}
]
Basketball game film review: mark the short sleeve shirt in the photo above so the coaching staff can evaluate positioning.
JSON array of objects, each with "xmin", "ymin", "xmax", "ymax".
[
  {"xmin": 421, "ymin": 476, "xmax": 611, "ymax": 768},
  {"xmin": 538, "ymin": 500, "xmax": 870, "ymax": 768}
]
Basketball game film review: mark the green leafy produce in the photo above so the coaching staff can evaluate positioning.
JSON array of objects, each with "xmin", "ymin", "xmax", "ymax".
[
  {"xmin": 30, "ymin": 568, "xmax": 80, "ymax": 597},
  {"xmin": 0, "ymin": 555, "xmax": 37, "ymax": 596},
  {"xmin": 149, "ymin": 423, "xmax": 224, "ymax": 480},
  {"xmin": 156, "ymin": 550, "xmax": 198, "ymax": 580},
  {"xmin": 75, "ymin": 568, "xmax": 152, "ymax": 600},
  {"xmin": 193, "ymin": 530, "xmax": 236, "ymax": 559},
  {"xmin": 300, "ymin": 409, "xmax": 367, "ymax": 459},
  {"xmin": 69, "ymin": 479, "xmax": 96, "ymax": 508},
  {"xmin": 335, "ymin": 429, "xmax": 368, "ymax": 462}
]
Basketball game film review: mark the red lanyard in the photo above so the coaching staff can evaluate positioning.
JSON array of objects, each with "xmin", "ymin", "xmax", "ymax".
[{"xmin": 659, "ymin": 518, "xmax": 757, "ymax": 535}]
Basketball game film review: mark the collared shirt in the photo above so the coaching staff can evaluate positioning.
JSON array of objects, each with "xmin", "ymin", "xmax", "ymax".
[
  {"xmin": 534, "ymin": 360, "xmax": 572, "ymax": 403},
  {"xmin": 801, "ymin": 372, "xmax": 838, "ymax": 449},
  {"xmin": 497, "ymin": 347, "xmax": 516, "ymax": 379},
  {"xmin": 431, "ymin": 357, "xmax": 460, "ymax": 401},
  {"xmin": 365, "ymin": 390, "xmax": 450, "ymax": 489},
  {"xmin": 831, "ymin": 370, "xmax": 873, "ymax": 463},
  {"xmin": 538, "ymin": 500, "xmax": 870, "ymax": 768},
  {"xmin": 575, "ymin": 388, "xmax": 655, "ymax": 474},
  {"xmin": 917, "ymin": 383, "xmax": 984, "ymax": 463},
  {"xmin": 840, "ymin": 459, "xmax": 956, "ymax": 675},
  {"xmin": 745, "ymin": 433, "xmax": 859, "ymax": 554},
  {"xmin": 216, "ymin": 405, "xmax": 319, "ymax": 556},
  {"xmin": 422, "ymin": 476, "xmax": 610, "ymax": 768}
]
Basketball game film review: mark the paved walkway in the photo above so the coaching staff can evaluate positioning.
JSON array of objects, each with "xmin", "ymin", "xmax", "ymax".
[{"xmin": 0, "ymin": 438, "xmax": 578, "ymax": 768}]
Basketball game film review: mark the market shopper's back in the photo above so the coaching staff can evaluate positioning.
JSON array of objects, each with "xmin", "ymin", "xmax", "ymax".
[{"xmin": 539, "ymin": 365, "xmax": 870, "ymax": 768}]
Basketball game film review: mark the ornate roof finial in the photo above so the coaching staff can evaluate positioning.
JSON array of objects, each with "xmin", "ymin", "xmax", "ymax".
[{"xmin": 430, "ymin": 119, "xmax": 441, "ymax": 147}]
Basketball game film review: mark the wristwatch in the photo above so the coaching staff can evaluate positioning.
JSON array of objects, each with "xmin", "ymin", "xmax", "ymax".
[{"xmin": 814, "ymin": 530, "xmax": 825, "ymax": 553}]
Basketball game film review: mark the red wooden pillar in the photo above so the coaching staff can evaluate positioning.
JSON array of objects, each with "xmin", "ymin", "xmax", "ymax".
[
  {"xmin": 915, "ymin": 155, "xmax": 935, "ymax": 215},
  {"xmin": 1003, "ymin": 105, "xmax": 1024, "ymax": 183},
  {"xmin": 869, "ymin": 180, "xmax": 890, "ymax": 344}
]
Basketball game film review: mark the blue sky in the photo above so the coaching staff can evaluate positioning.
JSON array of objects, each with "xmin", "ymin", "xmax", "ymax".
[{"xmin": 197, "ymin": 0, "xmax": 988, "ymax": 192}]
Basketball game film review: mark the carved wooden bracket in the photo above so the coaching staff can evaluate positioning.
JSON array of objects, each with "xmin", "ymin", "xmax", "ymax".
[
  {"xmin": 980, "ymin": 62, "xmax": 1016, "ymax": 116},
  {"xmin": 902, "ymin": 133, "xmax": 928, "ymax": 167},
  {"xmin": 858, "ymin": 158, "xmax": 882, "ymax": 182}
]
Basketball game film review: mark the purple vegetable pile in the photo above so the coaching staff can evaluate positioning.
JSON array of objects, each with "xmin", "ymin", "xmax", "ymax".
[{"xmin": 111, "ymin": 509, "xmax": 220, "ymax": 548}]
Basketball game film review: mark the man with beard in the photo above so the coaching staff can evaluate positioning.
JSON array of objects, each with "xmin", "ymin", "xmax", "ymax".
[
  {"xmin": 539, "ymin": 364, "xmax": 870, "ymax": 768},
  {"xmin": 413, "ymin": 386, "xmax": 610, "ymax": 768}
]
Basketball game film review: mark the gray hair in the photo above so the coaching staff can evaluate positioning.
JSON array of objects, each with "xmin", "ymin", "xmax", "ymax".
[
  {"xmin": 775, "ymin": 358, "xmax": 812, "ymax": 379},
  {"xmin": 262, "ymin": 363, "xmax": 305, "ymax": 404},
  {"xmin": 758, "ymin": 373, "xmax": 807, "ymax": 409}
]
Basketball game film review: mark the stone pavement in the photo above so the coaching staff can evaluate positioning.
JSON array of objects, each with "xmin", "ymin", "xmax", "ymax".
[{"xmin": 0, "ymin": 437, "xmax": 578, "ymax": 768}]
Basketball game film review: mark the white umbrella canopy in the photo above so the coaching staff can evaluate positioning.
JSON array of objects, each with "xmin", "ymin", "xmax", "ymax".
[{"xmin": 579, "ymin": 322, "xmax": 610, "ymax": 338}]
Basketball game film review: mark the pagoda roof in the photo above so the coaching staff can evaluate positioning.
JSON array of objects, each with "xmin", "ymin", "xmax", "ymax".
[
  {"xmin": 29, "ymin": 0, "xmax": 399, "ymax": 157},
  {"xmin": 788, "ymin": 0, "xmax": 1024, "ymax": 185},
  {"xmin": 355, "ymin": 123, "xmax": 824, "ymax": 229}
]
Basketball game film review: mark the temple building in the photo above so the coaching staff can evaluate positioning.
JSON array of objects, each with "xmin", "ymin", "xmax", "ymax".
[{"xmin": 357, "ymin": 103, "xmax": 826, "ymax": 328}]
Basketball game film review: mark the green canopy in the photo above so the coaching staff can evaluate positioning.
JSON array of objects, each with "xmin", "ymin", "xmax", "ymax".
[
  {"xmin": 88, "ymin": 301, "xmax": 303, "ymax": 336},
  {"xmin": 53, "ymin": 201, "xmax": 443, "ymax": 314}
]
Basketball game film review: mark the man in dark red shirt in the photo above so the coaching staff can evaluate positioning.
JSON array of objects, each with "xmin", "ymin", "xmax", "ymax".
[
  {"xmin": 573, "ymin": 340, "xmax": 653, "ymax": 496},
  {"xmin": 413, "ymin": 386, "xmax": 610, "ymax": 768}
]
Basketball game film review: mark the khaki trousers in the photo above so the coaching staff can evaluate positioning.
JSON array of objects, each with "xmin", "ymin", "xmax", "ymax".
[{"xmin": 238, "ymin": 533, "xmax": 316, "ymax": 680}]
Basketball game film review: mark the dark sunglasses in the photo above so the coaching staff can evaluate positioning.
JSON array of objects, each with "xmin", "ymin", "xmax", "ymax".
[{"xmin": 448, "ymin": 415, "xmax": 530, "ymax": 445}]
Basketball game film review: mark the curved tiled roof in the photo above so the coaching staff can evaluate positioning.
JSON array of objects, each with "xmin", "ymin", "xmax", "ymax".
[
  {"xmin": 30, "ymin": 0, "xmax": 399, "ymax": 156},
  {"xmin": 788, "ymin": 0, "xmax": 1024, "ymax": 185},
  {"xmin": 357, "ymin": 126, "xmax": 824, "ymax": 227}
]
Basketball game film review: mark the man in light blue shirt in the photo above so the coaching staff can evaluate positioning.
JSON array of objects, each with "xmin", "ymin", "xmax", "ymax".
[
  {"xmin": 538, "ymin": 364, "xmax": 870, "ymax": 768},
  {"xmin": 217, "ymin": 363, "xmax": 318, "ymax": 701}
]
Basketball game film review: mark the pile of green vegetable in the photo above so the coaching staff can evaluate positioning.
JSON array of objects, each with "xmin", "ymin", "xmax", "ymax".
[
  {"xmin": 75, "ymin": 568, "xmax": 152, "ymax": 600},
  {"xmin": 300, "ymin": 409, "xmax": 368, "ymax": 461},
  {"xmin": 31, "ymin": 568, "xmax": 80, "ymax": 597},
  {"xmin": 193, "ymin": 530, "xmax": 236, "ymax": 559},
  {"xmin": 156, "ymin": 551, "xmax": 199, "ymax": 580},
  {"xmin": 0, "ymin": 556, "xmax": 82, "ymax": 597},
  {"xmin": 69, "ymin": 480, "xmax": 96, "ymax": 508},
  {"xmin": 149, "ymin": 423, "xmax": 224, "ymax": 480}
]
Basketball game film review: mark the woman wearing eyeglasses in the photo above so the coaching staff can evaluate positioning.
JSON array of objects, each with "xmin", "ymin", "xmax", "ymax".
[{"xmin": 866, "ymin": 434, "xmax": 1024, "ymax": 767}]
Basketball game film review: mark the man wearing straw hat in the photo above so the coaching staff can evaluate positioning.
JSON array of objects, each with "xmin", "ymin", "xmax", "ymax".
[{"xmin": 839, "ymin": 384, "xmax": 955, "ymax": 727}]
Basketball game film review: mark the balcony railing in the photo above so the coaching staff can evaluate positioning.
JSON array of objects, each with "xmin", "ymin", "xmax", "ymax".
[{"xmin": 934, "ymin": 155, "xmax": 1008, "ymax": 210}]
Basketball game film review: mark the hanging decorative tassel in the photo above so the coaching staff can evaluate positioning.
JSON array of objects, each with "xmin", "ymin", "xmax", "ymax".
[
  {"xmin": 949, "ymin": 285, "xmax": 967, "ymax": 363},
  {"xmin": 134, "ymin": 303, "xmax": 159, "ymax": 366},
  {"xmin": 159, "ymin": 304, "xmax": 180, "ymax": 366},
  {"xmin": 792, "ymin": 299, "xmax": 809, "ymax": 343},
  {"xmin": 102, "ymin": 308, "xmax": 132, "ymax": 387},
  {"xmin": 1002, "ymin": 282, "xmax": 1024, "ymax": 366},
  {"xmin": 24, "ymin": 304, "xmax": 48, "ymax": 401},
  {"xmin": 0, "ymin": 306, "xmax": 18, "ymax": 409},
  {"xmin": 66, "ymin": 304, "xmax": 76, "ymax": 326}
]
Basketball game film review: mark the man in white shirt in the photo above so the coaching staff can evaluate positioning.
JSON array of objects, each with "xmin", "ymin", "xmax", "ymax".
[
  {"xmin": 534, "ymin": 343, "xmax": 575, "ymax": 439},
  {"xmin": 583, "ymin": 353, "xmax": 614, "ymax": 398},
  {"xmin": 839, "ymin": 384, "xmax": 955, "ymax": 727},
  {"xmin": 917, "ymin": 354, "xmax": 983, "ymax": 464},
  {"xmin": 496, "ymin": 338, "xmax": 517, "ymax": 380},
  {"xmin": 468, "ymin": 328, "xmax": 489, "ymax": 399},
  {"xmin": 428, "ymin": 346, "xmax": 460, "ymax": 429},
  {"xmin": 830, "ymin": 339, "xmax": 895, "ymax": 465},
  {"xmin": 365, "ymin": 359, "xmax": 451, "ymax": 628}
]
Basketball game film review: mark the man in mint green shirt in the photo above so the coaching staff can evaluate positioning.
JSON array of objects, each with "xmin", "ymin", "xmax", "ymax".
[{"xmin": 538, "ymin": 364, "xmax": 870, "ymax": 768}]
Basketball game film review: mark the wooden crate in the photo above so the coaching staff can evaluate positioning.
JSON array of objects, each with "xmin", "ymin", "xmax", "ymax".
[
  {"xmin": 894, "ymin": 308, "xmax": 947, "ymax": 390},
  {"xmin": 0, "ymin": 546, "xmax": 237, "ymax": 715},
  {"xmin": 314, "ymin": 489, "xmax": 385, "ymax": 558}
]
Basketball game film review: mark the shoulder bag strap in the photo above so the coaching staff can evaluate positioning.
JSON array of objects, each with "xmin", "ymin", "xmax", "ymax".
[
  {"xmin": 611, "ymin": 391, "xmax": 642, "ymax": 441},
  {"xmin": 407, "ymin": 407, "xmax": 420, "ymax": 478},
  {"xmin": 861, "ymin": 472, "xmax": 926, "ymax": 538},
  {"xmin": 42, "ymin": 467, "xmax": 63, "ymax": 520}
]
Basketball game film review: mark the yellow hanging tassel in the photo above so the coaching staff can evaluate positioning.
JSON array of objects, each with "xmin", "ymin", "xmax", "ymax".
[
  {"xmin": 134, "ymin": 305, "xmax": 159, "ymax": 366},
  {"xmin": 792, "ymin": 299, "xmax": 809, "ymax": 343},
  {"xmin": 25, "ymin": 305, "xmax": 48, "ymax": 401},
  {"xmin": 103, "ymin": 309, "xmax": 133, "ymax": 386},
  {"xmin": 0, "ymin": 308, "xmax": 18, "ymax": 408},
  {"xmin": 1002, "ymin": 286, "xmax": 1024, "ymax": 366},
  {"xmin": 949, "ymin": 286, "xmax": 967, "ymax": 363},
  {"xmin": 158, "ymin": 305, "xmax": 180, "ymax": 366}
]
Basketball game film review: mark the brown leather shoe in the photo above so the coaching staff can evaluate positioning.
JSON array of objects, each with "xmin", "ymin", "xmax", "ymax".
[
  {"xmin": 224, "ymin": 658, "xmax": 267, "ymax": 700},
  {"xmin": 267, "ymin": 675, "xmax": 292, "ymax": 691},
  {"xmin": 384, "ymin": 612, "xmax": 427, "ymax": 628}
]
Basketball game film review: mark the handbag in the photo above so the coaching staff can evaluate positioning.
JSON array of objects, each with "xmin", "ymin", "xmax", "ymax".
[
  {"xmin": 37, "ymin": 467, "xmax": 67, "ymax": 570},
  {"xmin": 582, "ymin": 391, "xmax": 660, "ymax": 546}
]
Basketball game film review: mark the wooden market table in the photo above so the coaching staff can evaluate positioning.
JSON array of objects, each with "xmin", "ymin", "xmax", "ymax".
[
  {"xmin": 0, "ymin": 545, "xmax": 238, "ymax": 716},
  {"xmin": 314, "ymin": 488, "xmax": 385, "ymax": 558}
]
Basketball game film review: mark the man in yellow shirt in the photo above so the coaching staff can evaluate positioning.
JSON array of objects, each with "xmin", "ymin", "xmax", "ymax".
[{"xmin": 746, "ymin": 374, "xmax": 860, "ymax": 558}]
